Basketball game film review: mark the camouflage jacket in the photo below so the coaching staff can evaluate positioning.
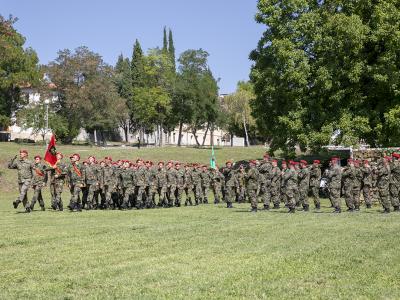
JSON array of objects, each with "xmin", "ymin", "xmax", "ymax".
[
  {"xmin": 103, "ymin": 164, "xmax": 115, "ymax": 186},
  {"xmin": 200, "ymin": 170, "xmax": 211, "ymax": 187},
  {"xmin": 309, "ymin": 166, "xmax": 321, "ymax": 187},
  {"xmin": 120, "ymin": 168, "xmax": 134, "ymax": 188},
  {"xmin": 191, "ymin": 169, "xmax": 202, "ymax": 185},
  {"xmin": 376, "ymin": 163, "xmax": 390, "ymax": 189},
  {"xmin": 32, "ymin": 162, "xmax": 47, "ymax": 185},
  {"xmin": 67, "ymin": 162, "xmax": 84, "ymax": 185},
  {"xmin": 327, "ymin": 165, "xmax": 342, "ymax": 189},
  {"xmin": 136, "ymin": 166, "xmax": 147, "ymax": 187},
  {"xmin": 8, "ymin": 157, "xmax": 33, "ymax": 183},
  {"xmin": 298, "ymin": 168, "xmax": 310, "ymax": 189},
  {"xmin": 184, "ymin": 169, "xmax": 193, "ymax": 186},
  {"xmin": 157, "ymin": 168, "xmax": 167, "ymax": 188},
  {"xmin": 361, "ymin": 166, "xmax": 373, "ymax": 187},
  {"xmin": 222, "ymin": 167, "xmax": 236, "ymax": 187},
  {"xmin": 176, "ymin": 168, "xmax": 185, "ymax": 186},
  {"xmin": 167, "ymin": 167, "xmax": 177, "ymax": 186},
  {"xmin": 85, "ymin": 163, "xmax": 99, "ymax": 185},
  {"xmin": 245, "ymin": 166, "xmax": 259, "ymax": 190},
  {"xmin": 282, "ymin": 169, "xmax": 297, "ymax": 190}
]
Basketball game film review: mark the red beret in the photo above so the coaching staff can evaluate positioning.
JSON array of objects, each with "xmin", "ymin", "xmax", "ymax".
[
  {"xmin": 384, "ymin": 156, "xmax": 392, "ymax": 161},
  {"xmin": 56, "ymin": 152, "xmax": 63, "ymax": 158},
  {"xmin": 104, "ymin": 156, "xmax": 112, "ymax": 161},
  {"xmin": 281, "ymin": 161, "xmax": 287, "ymax": 165},
  {"xmin": 392, "ymin": 153, "xmax": 400, "ymax": 159},
  {"xmin": 263, "ymin": 153, "xmax": 270, "ymax": 158},
  {"xmin": 226, "ymin": 160, "xmax": 233, "ymax": 164},
  {"xmin": 19, "ymin": 149, "xmax": 28, "ymax": 154},
  {"xmin": 300, "ymin": 160, "xmax": 307, "ymax": 165},
  {"xmin": 34, "ymin": 155, "xmax": 41, "ymax": 160},
  {"xmin": 272, "ymin": 159, "xmax": 278, "ymax": 163},
  {"xmin": 70, "ymin": 153, "xmax": 80, "ymax": 160},
  {"xmin": 313, "ymin": 160, "xmax": 320, "ymax": 164}
]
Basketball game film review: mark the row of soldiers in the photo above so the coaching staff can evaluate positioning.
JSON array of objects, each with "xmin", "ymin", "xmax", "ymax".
[{"xmin": 7, "ymin": 149, "xmax": 400, "ymax": 214}]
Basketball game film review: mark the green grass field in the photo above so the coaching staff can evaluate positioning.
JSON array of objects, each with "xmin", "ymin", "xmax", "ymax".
[{"xmin": 1, "ymin": 143, "xmax": 400, "ymax": 299}]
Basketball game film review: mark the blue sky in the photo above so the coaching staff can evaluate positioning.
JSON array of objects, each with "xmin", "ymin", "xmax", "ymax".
[{"xmin": 1, "ymin": 0, "xmax": 264, "ymax": 94}]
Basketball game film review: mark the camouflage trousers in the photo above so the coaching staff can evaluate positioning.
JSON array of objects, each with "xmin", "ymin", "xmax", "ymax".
[
  {"xmin": 15, "ymin": 181, "xmax": 31, "ymax": 209},
  {"xmin": 378, "ymin": 187, "xmax": 391, "ymax": 210},
  {"xmin": 148, "ymin": 185, "xmax": 157, "ymax": 206},
  {"xmin": 175, "ymin": 186, "xmax": 184, "ymax": 205},
  {"xmin": 136, "ymin": 186, "xmax": 147, "ymax": 207},
  {"xmin": 270, "ymin": 186, "xmax": 280, "ymax": 207},
  {"xmin": 247, "ymin": 188, "xmax": 258, "ymax": 209},
  {"xmin": 329, "ymin": 186, "xmax": 341, "ymax": 209},
  {"xmin": 202, "ymin": 186, "xmax": 209, "ymax": 202},
  {"xmin": 237, "ymin": 186, "xmax": 245, "ymax": 202},
  {"xmin": 260, "ymin": 184, "xmax": 271, "ymax": 206},
  {"xmin": 298, "ymin": 186, "xmax": 309, "ymax": 207},
  {"xmin": 31, "ymin": 184, "xmax": 45, "ymax": 209},
  {"xmin": 343, "ymin": 185, "xmax": 354, "ymax": 209},
  {"xmin": 212, "ymin": 184, "xmax": 222, "ymax": 203},
  {"xmin": 167, "ymin": 185, "xmax": 176, "ymax": 205},
  {"xmin": 389, "ymin": 183, "xmax": 400, "ymax": 208},
  {"xmin": 353, "ymin": 187, "xmax": 361, "ymax": 208},
  {"xmin": 52, "ymin": 180, "xmax": 64, "ymax": 210},
  {"xmin": 158, "ymin": 186, "xmax": 168, "ymax": 205},
  {"xmin": 309, "ymin": 185, "xmax": 320, "ymax": 206},
  {"xmin": 103, "ymin": 184, "xmax": 115, "ymax": 207},
  {"xmin": 122, "ymin": 186, "xmax": 135, "ymax": 208},
  {"xmin": 86, "ymin": 184, "xmax": 98, "ymax": 208},
  {"xmin": 283, "ymin": 188, "xmax": 296, "ymax": 209},
  {"xmin": 362, "ymin": 185, "xmax": 372, "ymax": 206},
  {"xmin": 70, "ymin": 184, "xmax": 82, "ymax": 207},
  {"xmin": 225, "ymin": 186, "xmax": 236, "ymax": 204},
  {"xmin": 193, "ymin": 184, "xmax": 203, "ymax": 201}
]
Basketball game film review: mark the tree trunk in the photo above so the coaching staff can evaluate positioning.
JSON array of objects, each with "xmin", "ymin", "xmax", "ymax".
[
  {"xmin": 243, "ymin": 114, "xmax": 250, "ymax": 147},
  {"xmin": 177, "ymin": 122, "xmax": 183, "ymax": 146},
  {"xmin": 192, "ymin": 129, "xmax": 200, "ymax": 146},
  {"xmin": 230, "ymin": 133, "xmax": 233, "ymax": 147},
  {"xmin": 201, "ymin": 122, "xmax": 210, "ymax": 146},
  {"xmin": 94, "ymin": 129, "xmax": 98, "ymax": 145},
  {"xmin": 159, "ymin": 124, "xmax": 163, "ymax": 147},
  {"xmin": 210, "ymin": 123, "xmax": 214, "ymax": 147}
]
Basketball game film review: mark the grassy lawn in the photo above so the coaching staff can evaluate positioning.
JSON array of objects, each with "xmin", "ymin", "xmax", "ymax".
[{"xmin": 1, "ymin": 143, "xmax": 400, "ymax": 299}]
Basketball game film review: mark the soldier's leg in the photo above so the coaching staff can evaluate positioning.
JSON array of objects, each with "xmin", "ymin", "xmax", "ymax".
[
  {"xmin": 30, "ymin": 185, "xmax": 40, "ymax": 210},
  {"xmin": 344, "ymin": 187, "xmax": 354, "ymax": 210},
  {"xmin": 50, "ymin": 183, "xmax": 57, "ymax": 209},
  {"xmin": 249, "ymin": 189, "xmax": 257, "ymax": 211},
  {"xmin": 389, "ymin": 184, "xmax": 400, "ymax": 210},
  {"xmin": 300, "ymin": 188, "xmax": 309, "ymax": 211},
  {"xmin": 331, "ymin": 188, "xmax": 341, "ymax": 212},
  {"xmin": 312, "ymin": 186, "xmax": 320, "ymax": 209},
  {"xmin": 271, "ymin": 188, "xmax": 280, "ymax": 209},
  {"xmin": 17, "ymin": 181, "xmax": 31, "ymax": 211},
  {"xmin": 379, "ymin": 189, "xmax": 391, "ymax": 213},
  {"xmin": 86, "ymin": 184, "xmax": 95, "ymax": 209},
  {"xmin": 363, "ymin": 186, "xmax": 371, "ymax": 208},
  {"xmin": 70, "ymin": 185, "xmax": 82, "ymax": 211},
  {"xmin": 203, "ymin": 187, "xmax": 209, "ymax": 203},
  {"xmin": 55, "ymin": 182, "xmax": 64, "ymax": 211},
  {"xmin": 285, "ymin": 189, "xmax": 296, "ymax": 213}
]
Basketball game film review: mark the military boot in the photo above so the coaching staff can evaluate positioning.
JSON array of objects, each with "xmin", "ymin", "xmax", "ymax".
[
  {"xmin": 366, "ymin": 203, "xmax": 372, "ymax": 209},
  {"xmin": 41, "ymin": 206, "xmax": 45, "ymax": 211},
  {"xmin": 25, "ymin": 206, "xmax": 31, "ymax": 213},
  {"xmin": 59, "ymin": 202, "xmax": 63, "ymax": 211},
  {"xmin": 303, "ymin": 204, "xmax": 309, "ymax": 212},
  {"xmin": 288, "ymin": 207, "xmax": 295, "ymax": 213},
  {"xmin": 315, "ymin": 203, "xmax": 321, "ymax": 210},
  {"xmin": 393, "ymin": 206, "xmax": 400, "ymax": 212},
  {"xmin": 263, "ymin": 204, "xmax": 270, "ymax": 210},
  {"xmin": 13, "ymin": 200, "xmax": 20, "ymax": 209},
  {"xmin": 203, "ymin": 197, "xmax": 208, "ymax": 204},
  {"xmin": 354, "ymin": 205, "xmax": 360, "ymax": 211},
  {"xmin": 273, "ymin": 203, "xmax": 280, "ymax": 209},
  {"xmin": 251, "ymin": 207, "xmax": 257, "ymax": 213},
  {"xmin": 382, "ymin": 208, "xmax": 391, "ymax": 214},
  {"xmin": 333, "ymin": 207, "xmax": 341, "ymax": 213}
]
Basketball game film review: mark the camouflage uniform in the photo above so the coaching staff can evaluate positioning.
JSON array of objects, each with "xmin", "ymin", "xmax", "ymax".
[
  {"xmin": 245, "ymin": 164, "xmax": 260, "ymax": 211},
  {"xmin": 68, "ymin": 162, "xmax": 84, "ymax": 211},
  {"xmin": 297, "ymin": 166, "xmax": 310, "ymax": 210},
  {"xmin": 147, "ymin": 166, "xmax": 158, "ymax": 208},
  {"xmin": 282, "ymin": 166, "xmax": 297, "ymax": 213},
  {"xmin": 236, "ymin": 168, "xmax": 246, "ymax": 203},
  {"xmin": 258, "ymin": 161, "xmax": 272, "ymax": 208},
  {"xmin": 136, "ymin": 165, "xmax": 148, "ymax": 209},
  {"xmin": 361, "ymin": 163, "xmax": 373, "ymax": 208},
  {"xmin": 120, "ymin": 167, "xmax": 135, "ymax": 209},
  {"xmin": 51, "ymin": 161, "xmax": 67, "ymax": 211},
  {"xmin": 30, "ymin": 161, "xmax": 47, "ymax": 211},
  {"xmin": 352, "ymin": 165, "xmax": 363, "ymax": 210},
  {"xmin": 166, "ymin": 165, "xmax": 177, "ymax": 207},
  {"xmin": 85, "ymin": 163, "xmax": 99, "ymax": 209},
  {"xmin": 342, "ymin": 164, "xmax": 355, "ymax": 210},
  {"xmin": 102, "ymin": 163, "xmax": 116, "ymax": 208},
  {"xmin": 309, "ymin": 164, "xmax": 321, "ymax": 209},
  {"xmin": 389, "ymin": 159, "xmax": 400, "ymax": 210},
  {"xmin": 175, "ymin": 166, "xmax": 185, "ymax": 207},
  {"xmin": 184, "ymin": 167, "xmax": 194, "ymax": 206},
  {"xmin": 269, "ymin": 165, "xmax": 281, "ymax": 209},
  {"xmin": 222, "ymin": 165, "xmax": 236, "ymax": 208},
  {"xmin": 376, "ymin": 160, "xmax": 391, "ymax": 213},
  {"xmin": 200, "ymin": 168, "xmax": 211, "ymax": 204},
  {"xmin": 8, "ymin": 156, "xmax": 33, "ymax": 211},
  {"xmin": 211, "ymin": 169, "xmax": 224, "ymax": 204},
  {"xmin": 191, "ymin": 167, "xmax": 203, "ymax": 205},
  {"xmin": 326, "ymin": 162, "xmax": 342, "ymax": 212},
  {"xmin": 157, "ymin": 166, "xmax": 168, "ymax": 207}
]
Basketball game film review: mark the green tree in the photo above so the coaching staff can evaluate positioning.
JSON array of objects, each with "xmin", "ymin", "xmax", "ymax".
[
  {"xmin": 250, "ymin": 0, "xmax": 400, "ymax": 155},
  {"xmin": 46, "ymin": 46, "xmax": 127, "ymax": 143},
  {"xmin": 0, "ymin": 15, "xmax": 40, "ymax": 130},
  {"xmin": 168, "ymin": 29, "xmax": 176, "ymax": 70}
]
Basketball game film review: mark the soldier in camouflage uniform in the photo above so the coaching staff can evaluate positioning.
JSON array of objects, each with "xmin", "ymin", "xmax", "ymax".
[
  {"xmin": 191, "ymin": 164, "xmax": 203, "ymax": 205},
  {"xmin": 147, "ymin": 161, "xmax": 158, "ymax": 208},
  {"xmin": 85, "ymin": 156, "xmax": 100, "ymax": 210},
  {"xmin": 222, "ymin": 160, "xmax": 236, "ymax": 208},
  {"xmin": 258, "ymin": 154, "xmax": 272, "ymax": 209},
  {"xmin": 245, "ymin": 160, "xmax": 260, "ymax": 212},
  {"xmin": 326, "ymin": 157, "xmax": 342, "ymax": 213},
  {"xmin": 120, "ymin": 161, "xmax": 135, "ymax": 210},
  {"xmin": 298, "ymin": 160, "xmax": 310, "ymax": 211},
  {"xmin": 80, "ymin": 160, "xmax": 89, "ymax": 209},
  {"xmin": 8, "ymin": 149, "xmax": 33, "ymax": 213},
  {"xmin": 102, "ymin": 156, "xmax": 116, "ymax": 209},
  {"xmin": 282, "ymin": 161, "xmax": 297, "ymax": 213},
  {"xmin": 309, "ymin": 160, "xmax": 321, "ymax": 210},
  {"xmin": 376, "ymin": 157, "xmax": 391, "ymax": 213},
  {"xmin": 113, "ymin": 160, "xmax": 124, "ymax": 208},
  {"xmin": 211, "ymin": 167, "xmax": 224, "ymax": 204},
  {"xmin": 389, "ymin": 153, "xmax": 400, "ymax": 211},
  {"xmin": 294, "ymin": 162, "xmax": 300, "ymax": 206},
  {"xmin": 184, "ymin": 164, "xmax": 194, "ymax": 206},
  {"xmin": 164, "ymin": 161, "xmax": 176, "ymax": 207},
  {"xmin": 200, "ymin": 165, "xmax": 211, "ymax": 204},
  {"xmin": 135, "ymin": 159, "xmax": 148, "ymax": 209},
  {"xmin": 342, "ymin": 159, "xmax": 356, "ymax": 211},
  {"xmin": 174, "ymin": 162, "xmax": 185, "ymax": 207},
  {"xmin": 280, "ymin": 161, "xmax": 288, "ymax": 206},
  {"xmin": 236, "ymin": 165, "xmax": 246, "ymax": 203},
  {"xmin": 156, "ymin": 162, "xmax": 168, "ymax": 207},
  {"xmin": 30, "ymin": 155, "xmax": 47, "ymax": 211},
  {"xmin": 269, "ymin": 160, "xmax": 281, "ymax": 209},
  {"xmin": 361, "ymin": 160, "xmax": 373, "ymax": 209},
  {"xmin": 352, "ymin": 160, "xmax": 363, "ymax": 211},
  {"xmin": 67, "ymin": 153, "xmax": 84, "ymax": 212},
  {"xmin": 50, "ymin": 152, "xmax": 67, "ymax": 211}
]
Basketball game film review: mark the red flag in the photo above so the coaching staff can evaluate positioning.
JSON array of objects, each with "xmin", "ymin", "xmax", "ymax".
[{"xmin": 44, "ymin": 134, "xmax": 57, "ymax": 167}]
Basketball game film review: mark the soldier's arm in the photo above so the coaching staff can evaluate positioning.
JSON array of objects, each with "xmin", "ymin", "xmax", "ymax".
[{"xmin": 8, "ymin": 156, "xmax": 18, "ymax": 169}]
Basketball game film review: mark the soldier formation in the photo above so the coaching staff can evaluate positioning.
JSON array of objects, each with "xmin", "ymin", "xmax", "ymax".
[{"xmin": 7, "ymin": 150, "xmax": 400, "ymax": 214}]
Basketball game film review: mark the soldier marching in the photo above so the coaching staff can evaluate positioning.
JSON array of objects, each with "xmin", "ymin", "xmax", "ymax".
[{"xmin": 7, "ymin": 149, "xmax": 400, "ymax": 214}]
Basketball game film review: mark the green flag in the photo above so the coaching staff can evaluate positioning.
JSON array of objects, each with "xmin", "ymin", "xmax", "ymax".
[{"xmin": 210, "ymin": 146, "xmax": 216, "ymax": 169}]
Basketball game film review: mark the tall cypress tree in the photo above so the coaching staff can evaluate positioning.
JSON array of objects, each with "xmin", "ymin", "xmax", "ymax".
[
  {"xmin": 168, "ymin": 28, "xmax": 176, "ymax": 70},
  {"xmin": 162, "ymin": 26, "xmax": 168, "ymax": 54},
  {"xmin": 131, "ymin": 39, "xmax": 145, "ymax": 88}
]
